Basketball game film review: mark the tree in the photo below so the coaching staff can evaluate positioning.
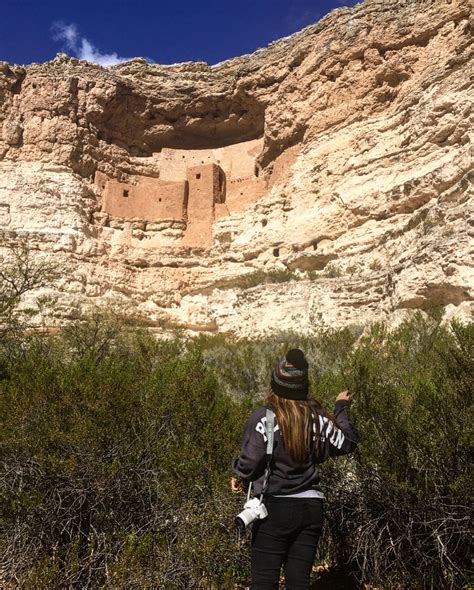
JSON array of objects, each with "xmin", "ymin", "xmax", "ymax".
[{"xmin": 0, "ymin": 235, "xmax": 58, "ymax": 325}]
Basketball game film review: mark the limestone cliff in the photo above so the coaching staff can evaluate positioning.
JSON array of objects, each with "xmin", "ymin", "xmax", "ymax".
[{"xmin": 0, "ymin": 0, "xmax": 472, "ymax": 335}]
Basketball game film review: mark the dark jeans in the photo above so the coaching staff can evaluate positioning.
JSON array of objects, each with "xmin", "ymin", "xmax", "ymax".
[{"xmin": 251, "ymin": 496, "xmax": 324, "ymax": 590}]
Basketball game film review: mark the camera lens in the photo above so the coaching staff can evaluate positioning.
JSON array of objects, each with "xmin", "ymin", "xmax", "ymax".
[{"xmin": 234, "ymin": 516, "xmax": 247, "ymax": 535}]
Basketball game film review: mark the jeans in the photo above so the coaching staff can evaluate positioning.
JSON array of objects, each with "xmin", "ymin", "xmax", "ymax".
[{"xmin": 250, "ymin": 496, "xmax": 324, "ymax": 590}]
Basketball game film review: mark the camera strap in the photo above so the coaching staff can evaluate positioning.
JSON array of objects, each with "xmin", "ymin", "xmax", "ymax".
[
  {"xmin": 265, "ymin": 408, "xmax": 275, "ymax": 457},
  {"xmin": 259, "ymin": 408, "xmax": 275, "ymax": 499},
  {"xmin": 247, "ymin": 408, "xmax": 275, "ymax": 503}
]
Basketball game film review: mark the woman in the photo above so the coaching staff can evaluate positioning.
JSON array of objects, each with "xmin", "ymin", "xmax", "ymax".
[{"xmin": 232, "ymin": 348, "xmax": 358, "ymax": 590}]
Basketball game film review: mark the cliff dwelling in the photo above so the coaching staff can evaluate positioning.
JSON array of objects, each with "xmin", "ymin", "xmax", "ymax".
[
  {"xmin": 95, "ymin": 137, "xmax": 282, "ymax": 248},
  {"xmin": 1, "ymin": 0, "xmax": 472, "ymax": 341}
]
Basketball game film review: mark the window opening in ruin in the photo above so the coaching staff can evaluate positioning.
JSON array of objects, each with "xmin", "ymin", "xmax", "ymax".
[
  {"xmin": 196, "ymin": 173, "xmax": 201, "ymax": 179},
  {"xmin": 273, "ymin": 248, "xmax": 280, "ymax": 257},
  {"xmin": 261, "ymin": 219, "xmax": 268, "ymax": 227},
  {"xmin": 159, "ymin": 198, "xmax": 162, "ymax": 202},
  {"xmin": 215, "ymin": 169, "xmax": 226, "ymax": 204},
  {"xmin": 312, "ymin": 241, "xmax": 318, "ymax": 250},
  {"xmin": 123, "ymin": 189, "xmax": 129, "ymax": 197}
]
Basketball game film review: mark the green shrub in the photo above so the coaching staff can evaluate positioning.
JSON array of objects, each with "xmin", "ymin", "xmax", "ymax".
[
  {"xmin": 344, "ymin": 318, "xmax": 473, "ymax": 588},
  {"xmin": 0, "ymin": 319, "xmax": 251, "ymax": 588},
  {"xmin": 322, "ymin": 262, "xmax": 343, "ymax": 278},
  {"xmin": 369, "ymin": 258, "xmax": 383, "ymax": 271},
  {"xmin": 0, "ymin": 313, "xmax": 472, "ymax": 589}
]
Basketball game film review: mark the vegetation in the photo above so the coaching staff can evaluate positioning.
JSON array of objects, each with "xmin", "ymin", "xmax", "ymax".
[
  {"xmin": 187, "ymin": 268, "xmax": 300, "ymax": 296},
  {"xmin": 368, "ymin": 258, "xmax": 383, "ymax": 271},
  {"xmin": 0, "ymin": 237, "xmax": 58, "ymax": 326},
  {"xmin": 307, "ymin": 262, "xmax": 344, "ymax": 280},
  {"xmin": 0, "ymin": 244, "xmax": 472, "ymax": 589}
]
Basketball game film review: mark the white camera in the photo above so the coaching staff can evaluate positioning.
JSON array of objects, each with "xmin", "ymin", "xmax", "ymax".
[{"xmin": 235, "ymin": 497, "xmax": 268, "ymax": 532}]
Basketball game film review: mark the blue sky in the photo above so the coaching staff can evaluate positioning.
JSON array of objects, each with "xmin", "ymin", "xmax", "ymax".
[{"xmin": 2, "ymin": 0, "xmax": 359, "ymax": 66}]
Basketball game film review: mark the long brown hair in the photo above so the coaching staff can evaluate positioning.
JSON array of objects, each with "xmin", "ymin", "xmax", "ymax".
[{"xmin": 266, "ymin": 391, "xmax": 323, "ymax": 463}]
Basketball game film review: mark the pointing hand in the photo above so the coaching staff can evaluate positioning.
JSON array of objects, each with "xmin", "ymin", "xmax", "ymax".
[{"xmin": 336, "ymin": 390, "xmax": 353, "ymax": 402}]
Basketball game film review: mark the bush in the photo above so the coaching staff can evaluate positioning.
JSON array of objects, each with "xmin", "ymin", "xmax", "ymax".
[
  {"xmin": 0, "ymin": 313, "xmax": 472, "ymax": 588},
  {"xmin": 341, "ymin": 318, "xmax": 473, "ymax": 588},
  {"xmin": 0, "ymin": 318, "xmax": 252, "ymax": 588}
]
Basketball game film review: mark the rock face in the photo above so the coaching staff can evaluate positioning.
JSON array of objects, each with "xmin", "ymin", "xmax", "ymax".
[{"xmin": 0, "ymin": 0, "xmax": 472, "ymax": 335}]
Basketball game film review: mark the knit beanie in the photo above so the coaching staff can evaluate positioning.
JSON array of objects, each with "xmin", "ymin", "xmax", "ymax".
[{"xmin": 271, "ymin": 348, "xmax": 309, "ymax": 400}]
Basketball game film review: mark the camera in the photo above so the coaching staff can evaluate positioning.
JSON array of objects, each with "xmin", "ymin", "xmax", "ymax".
[{"xmin": 235, "ymin": 497, "xmax": 268, "ymax": 533}]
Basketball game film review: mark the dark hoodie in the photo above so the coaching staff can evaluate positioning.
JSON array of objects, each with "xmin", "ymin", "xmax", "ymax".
[{"xmin": 233, "ymin": 399, "xmax": 358, "ymax": 496}]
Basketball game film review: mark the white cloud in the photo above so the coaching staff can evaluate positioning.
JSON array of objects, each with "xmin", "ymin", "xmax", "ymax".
[
  {"xmin": 51, "ymin": 21, "xmax": 132, "ymax": 67},
  {"xmin": 52, "ymin": 22, "xmax": 79, "ymax": 48},
  {"xmin": 77, "ymin": 38, "xmax": 129, "ymax": 67}
]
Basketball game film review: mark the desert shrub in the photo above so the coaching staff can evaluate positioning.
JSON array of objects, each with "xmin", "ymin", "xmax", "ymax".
[
  {"xmin": 368, "ymin": 258, "xmax": 383, "ymax": 271},
  {"xmin": 0, "ymin": 312, "xmax": 472, "ymax": 589},
  {"xmin": 317, "ymin": 318, "xmax": 473, "ymax": 589},
  {"xmin": 0, "ymin": 238, "xmax": 57, "ymax": 317},
  {"xmin": 321, "ymin": 262, "xmax": 343, "ymax": 278},
  {"xmin": 0, "ymin": 318, "xmax": 252, "ymax": 588},
  {"xmin": 196, "ymin": 325, "xmax": 360, "ymax": 401}
]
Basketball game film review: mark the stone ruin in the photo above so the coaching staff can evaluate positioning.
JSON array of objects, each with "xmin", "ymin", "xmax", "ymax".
[{"xmin": 95, "ymin": 137, "xmax": 273, "ymax": 248}]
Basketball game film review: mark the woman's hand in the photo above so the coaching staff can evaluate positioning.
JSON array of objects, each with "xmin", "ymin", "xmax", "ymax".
[
  {"xmin": 336, "ymin": 389, "xmax": 353, "ymax": 402},
  {"xmin": 231, "ymin": 477, "xmax": 245, "ymax": 493}
]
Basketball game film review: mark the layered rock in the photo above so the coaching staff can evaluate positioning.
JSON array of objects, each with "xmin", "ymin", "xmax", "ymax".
[{"xmin": 0, "ymin": 0, "xmax": 472, "ymax": 335}]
